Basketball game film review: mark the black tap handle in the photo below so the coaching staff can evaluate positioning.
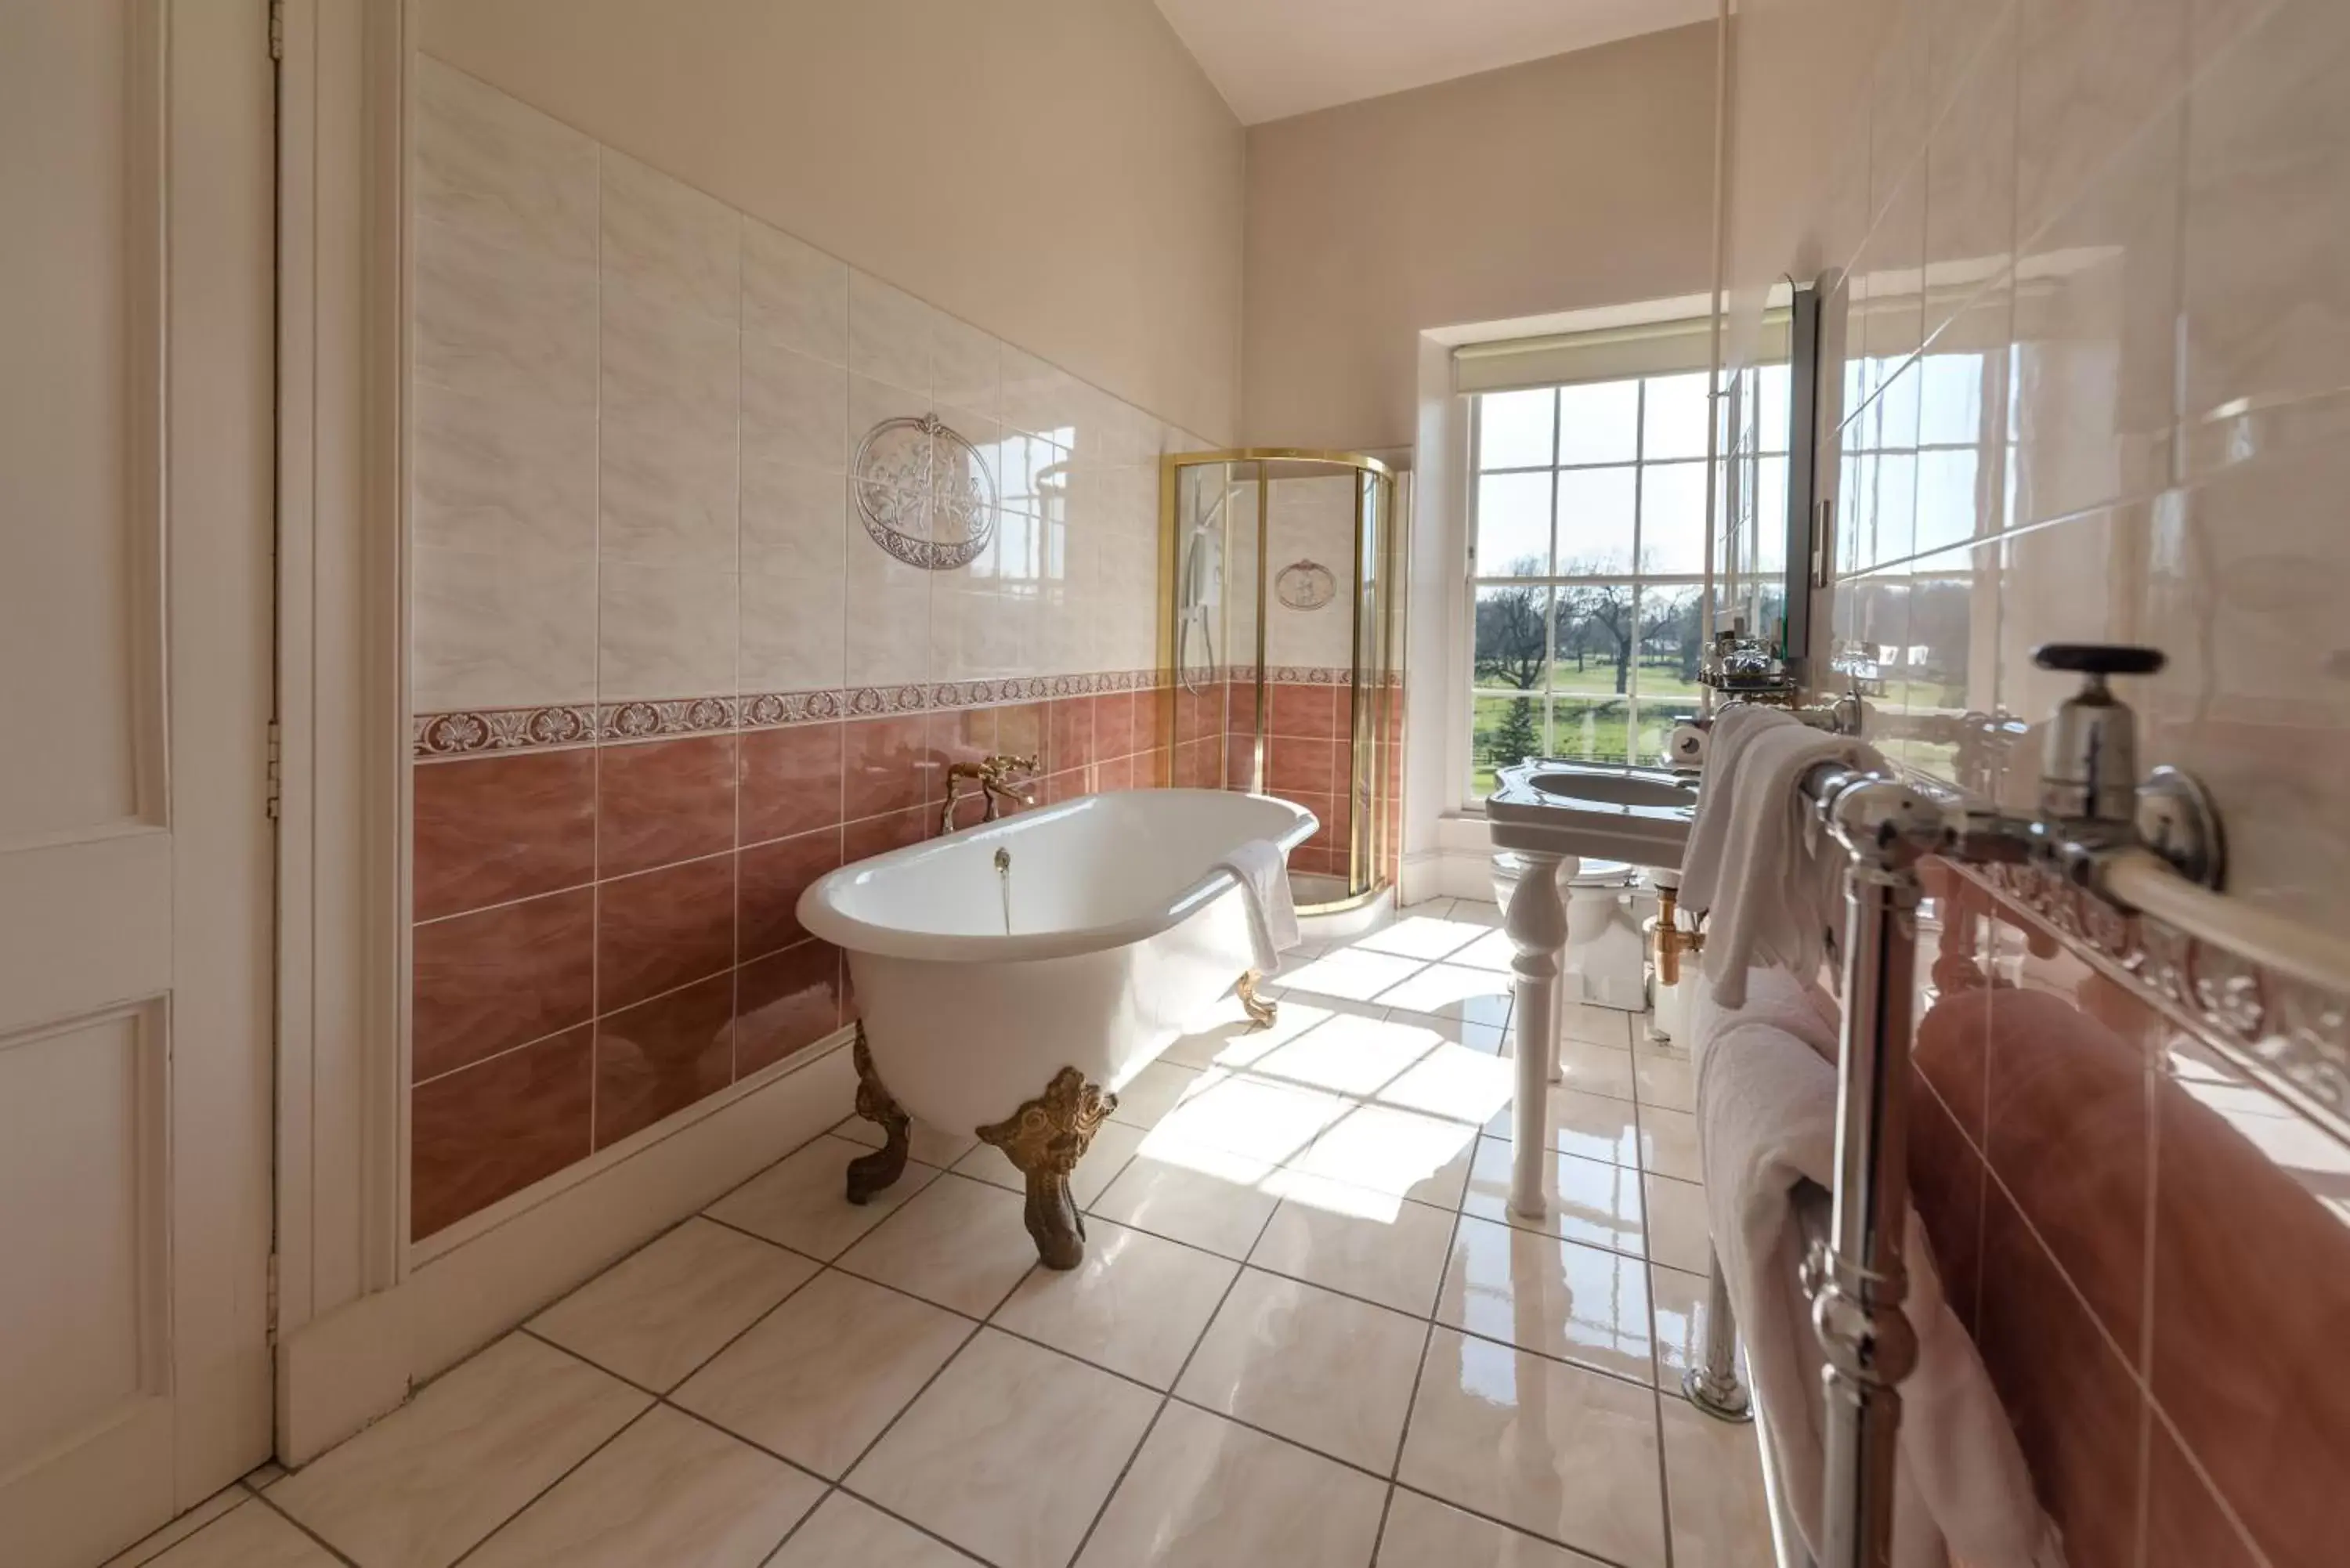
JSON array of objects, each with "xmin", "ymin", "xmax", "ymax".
[{"xmin": 2032, "ymin": 643, "xmax": 2164, "ymax": 677}]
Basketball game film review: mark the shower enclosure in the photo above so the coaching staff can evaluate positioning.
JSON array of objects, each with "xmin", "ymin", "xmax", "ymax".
[{"xmin": 1159, "ymin": 450, "xmax": 1405, "ymax": 915}]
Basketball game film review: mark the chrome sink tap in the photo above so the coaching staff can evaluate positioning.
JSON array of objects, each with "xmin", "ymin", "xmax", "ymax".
[{"xmin": 941, "ymin": 752, "xmax": 1039, "ymax": 833}]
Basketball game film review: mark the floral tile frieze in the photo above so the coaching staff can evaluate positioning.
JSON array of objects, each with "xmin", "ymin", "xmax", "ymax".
[{"xmin": 411, "ymin": 668, "xmax": 1173, "ymax": 758}]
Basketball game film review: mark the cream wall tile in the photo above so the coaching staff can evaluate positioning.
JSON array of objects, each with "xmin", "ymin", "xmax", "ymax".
[
  {"xmin": 598, "ymin": 418, "xmax": 738, "ymax": 571},
  {"xmin": 527, "ymin": 1217, "xmax": 818, "ymax": 1392},
  {"xmin": 598, "ymin": 562, "xmax": 737, "ymax": 702},
  {"xmin": 414, "ymin": 217, "xmax": 597, "ymax": 413},
  {"xmin": 740, "ymin": 560, "xmax": 847, "ymax": 693},
  {"xmin": 599, "ymin": 150, "xmax": 739, "ymax": 323},
  {"xmin": 2016, "ymin": 0, "xmax": 2187, "ymax": 244},
  {"xmin": 1074, "ymin": 1403, "xmax": 1388, "ymax": 1568},
  {"xmin": 848, "ymin": 1330, "xmax": 1159, "ymax": 1568},
  {"xmin": 844, "ymin": 548, "xmax": 935, "ymax": 688},
  {"xmin": 1399, "ymin": 1327, "xmax": 1667, "ymax": 1568},
  {"xmin": 2007, "ymin": 105, "xmax": 2181, "ymax": 533},
  {"xmin": 1868, "ymin": 0, "xmax": 1930, "ymax": 222},
  {"xmin": 135, "ymin": 1501, "xmax": 340, "ymax": 1568},
  {"xmin": 411, "ymin": 544, "xmax": 598, "ymax": 711},
  {"xmin": 1922, "ymin": 3, "xmax": 2019, "ymax": 338},
  {"xmin": 743, "ymin": 339, "xmax": 850, "ymax": 474},
  {"xmin": 600, "ymin": 281, "xmax": 739, "ymax": 444},
  {"xmin": 412, "ymin": 383, "xmax": 596, "ymax": 560},
  {"xmin": 850, "ymin": 373, "xmax": 931, "ymax": 459},
  {"xmin": 1851, "ymin": 172, "xmax": 1926, "ymax": 416},
  {"xmin": 2178, "ymin": 0, "xmax": 2350, "ymax": 444},
  {"xmin": 850, "ymin": 273, "xmax": 939, "ymax": 396},
  {"xmin": 1376, "ymin": 1489, "xmax": 1609, "ymax": 1568},
  {"xmin": 742, "ymin": 461, "xmax": 849, "ymax": 571},
  {"xmin": 465, "ymin": 1406, "xmax": 822, "ymax": 1568},
  {"xmin": 743, "ymin": 221, "xmax": 849, "ymax": 366},
  {"xmin": 412, "ymin": 56, "xmax": 597, "ymax": 269},
  {"xmin": 672, "ymin": 1270, "xmax": 971, "ymax": 1478},
  {"xmin": 270, "ymin": 1334, "xmax": 649, "ymax": 1568},
  {"xmin": 933, "ymin": 317, "xmax": 1002, "ymax": 417}
]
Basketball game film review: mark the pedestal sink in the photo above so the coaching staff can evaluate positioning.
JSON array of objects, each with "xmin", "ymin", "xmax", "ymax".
[{"xmin": 1485, "ymin": 760, "xmax": 1697, "ymax": 1220}]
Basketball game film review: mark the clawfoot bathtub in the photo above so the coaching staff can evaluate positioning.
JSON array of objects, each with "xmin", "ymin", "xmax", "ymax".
[{"xmin": 797, "ymin": 787, "xmax": 1316, "ymax": 1267}]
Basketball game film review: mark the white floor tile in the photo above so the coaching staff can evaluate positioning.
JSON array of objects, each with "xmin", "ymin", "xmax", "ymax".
[
  {"xmin": 1350, "ymin": 913, "xmax": 1490, "ymax": 963},
  {"xmin": 1642, "ymin": 1172, "xmax": 1713, "ymax": 1274},
  {"xmin": 1461, "ymin": 1136, "xmax": 1647, "ymax": 1257},
  {"xmin": 1075, "ymin": 1402, "xmax": 1388, "ymax": 1568},
  {"xmin": 953, "ymin": 1116, "xmax": 1146, "ymax": 1209},
  {"xmin": 1636, "ymin": 1050, "xmax": 1697, "ymax": 1111},
  {"xmin": 1105, "ymin": 1059, "xmax": 1208, "ymax": 1129},
  {"xmin": 1547, "ymin": 1035, "xmax": 1639, "ymax": 1101},
  {"xmin": 1174, "ymin": 1269, "xmax": 1426, "ymax": 1472},
  {"xmin": 672, "ymin": 1270, "xmax": 971, "ymax": 1478},
  {"xmin": 1088, "ymin": 1136, "xmax": 1282, "ymax": 1259},
  {"xmin": 270, "ymin": 1334, "xmax": 649, "ymax": 1568},
  {"xmin": 1376, "ymin": 1489, "xmax": 1607, "ymax": 1567},
  {"xmin": 1239, "ymin": 1010, "xmax": 1443, "ymax": 1097},
  {"xmin": 1148, "ymin": 1071, "xmax": 1348, "ymax": 1166},
  {"xmin": 101, "ymin": 1490, "xmax": 247, "ymax": 1568},
  {"xmin": 1248, "ymin": 1176, "xmax": 1458, "ymax": 1317},
  {"xmin": 833, "ymin": 1114, "xmax": 982, "ymax": 1171},
  {"xmin": 1639, "ymin": 1104, "xmax": 1702, "ymax": 1182},
  {"xmin": 1659, "ymin": 1392, "xmax": 1777, "ymax": 1568},
  {"xmin": 705, "ymin": 1134, "xmax": 940, "ymax": 1260},
  {"xmin": 1276, "ymin": 948, "xmax": 1430, "ymax": 1005},
  {"xmin": 465, "ymin": 1406, "xmax": 822, "ymax": 1567},
  {"xmin": 1434, "ymin": 1215, "xmax": 1654, "ymax": 1384},
  {"xmin": 1373, "ymin": 1042, "xmax": 1517, "ymax": 1127},
  {"xmin": 837, "ymin": 1172, "xmax": 1041, "ymax": 1316},
  {"xmin": 1481, "ymin": 1084, "xmax": 1643, "ymax": 1169},
  {"xmin": 1283, "ymin": 1102, "xmax": 1478, "ymax": 1211},
  {"xmin": 767, "ymin": 1493, "xmax": 980, "ymax": 1568},
  {"xmin": 528, "ymin": 1217, "xmax": 818, "ymax": 1390},
  {"xmin": 1159, "ymin": 995, "xmax": 1372, "ymax": 1072},
  {"xmin": 1376, "ymin": 964, "xmax": 1515, "ymax": 1030},
  {"xmin": 1398, "ymin": 1327, "xmax": 1667, "ymax": 1568},
  {"xmin": 849, "ymin": 1329, "xmax": 1159, "ymax": 1568},
  {"xmin": 991, "ymin": 1218, "xmax": 1237, "ymax": 1389},
  {"xmin": 129, "ymin": 1501, "xmax": 340, "ymax": 1568},
  {"xmin": 1649, "ymin": 1261, "xmax": 1747, "ymax": 1390}
]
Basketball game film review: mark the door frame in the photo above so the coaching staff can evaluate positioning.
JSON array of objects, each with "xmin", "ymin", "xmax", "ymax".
[{"xmin": 269, "ymin": 0, "xmax": 411, "ymax": 1450}]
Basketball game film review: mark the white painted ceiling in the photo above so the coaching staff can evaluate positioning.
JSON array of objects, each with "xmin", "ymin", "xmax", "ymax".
[{"xmin": 1154, "ymin": 0, "xmax": 1717, "ymax": 125}]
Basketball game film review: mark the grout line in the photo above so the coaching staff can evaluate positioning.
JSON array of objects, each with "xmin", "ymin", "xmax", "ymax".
[
  {"xmin": 240, "ymin": 1482, "xmax": 363, "ymax": 1568},
  {"xmin": 442, "ymin": 1400, "xmax": 661, "ymax": 1568}
]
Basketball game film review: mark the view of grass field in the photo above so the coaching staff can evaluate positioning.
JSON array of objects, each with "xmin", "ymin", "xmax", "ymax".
[{"xmin": 1470, "ymin": 659, "xmax": 1705, "ymax": 796}]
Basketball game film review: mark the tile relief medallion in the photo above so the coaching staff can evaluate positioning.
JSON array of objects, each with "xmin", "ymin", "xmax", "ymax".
[{"xmin": 853, "ymin": 412, "xmax": 998, "ymax": 571}]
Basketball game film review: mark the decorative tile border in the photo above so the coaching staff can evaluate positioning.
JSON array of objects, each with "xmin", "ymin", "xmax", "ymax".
[
  {"xmin": 413, "ymin": 669, "xmax": 1171, "ymax": 757},
  {"xmin": 1957, "ymin": 858, "xmax": 2350, "ymax": 1148},
  {"xmin": 1213, "ymin": 665, "xmax": 1396, "ymax": 687}
]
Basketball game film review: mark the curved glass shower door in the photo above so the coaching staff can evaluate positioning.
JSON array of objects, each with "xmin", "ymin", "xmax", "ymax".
[{"xmin": 1160, "ymin": 450, "xmax": 1403, "ymax": 914}]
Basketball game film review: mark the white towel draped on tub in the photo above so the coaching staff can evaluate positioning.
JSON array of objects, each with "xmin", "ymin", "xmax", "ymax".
[
  {"xmin": 1216, "ymin": 838, "xmax": 1297, "ymax": 974},
  {"xmin": 1693, "ymin": 971, "xmax": 2065, "ymax": 1568}
]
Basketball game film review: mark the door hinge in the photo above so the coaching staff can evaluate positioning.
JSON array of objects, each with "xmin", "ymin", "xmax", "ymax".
[
  {"xmin": 269, "ymin": 0, "xmax": 284, "ymax": 61},
  {"xmin": 266, "ymin": 719, "xmax": 283, "ymax": 819}
]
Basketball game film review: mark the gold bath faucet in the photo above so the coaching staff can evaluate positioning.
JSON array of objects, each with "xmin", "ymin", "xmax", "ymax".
[{"xmin": 941, "ymin": 753, "xmax": 1039, "ymax": 833}]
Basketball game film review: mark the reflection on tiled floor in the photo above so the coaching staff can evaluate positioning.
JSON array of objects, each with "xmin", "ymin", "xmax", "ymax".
[{"xmin": 114, "ymin": 900, "xmax": 1771, "ymax": 1568}]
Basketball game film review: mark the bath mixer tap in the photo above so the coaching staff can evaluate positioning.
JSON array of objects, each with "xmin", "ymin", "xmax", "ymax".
[{"xmin": 942, "ymin": 753, "xmax": 1039, "ymax": 833}]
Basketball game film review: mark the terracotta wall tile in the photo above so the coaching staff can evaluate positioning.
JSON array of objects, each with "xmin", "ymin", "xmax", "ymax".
[
  {"xmin": 1173, "ymin": 736, "xmax": 1220, "ymax": 788},
  {"xmin": 1094, "ymin": 754, "xmax": 1134, "ymax": 792},
  {"xmin": 411, "ymin": 1026, "xmax": 592, "ymax": 1240},
  {"xmin": 737, "ymin": 826, "xmax": 841, "ymax": 961},
  {"xmin": 1093, "ymin": 691, "xmax": 1137, "ymax": 758},
  {"xmin": 1042, "ymin": 767, "xmax": 1086, "ymax": 804},
  {"xmin": 927, "ymin": 706, "xmax": 997, "ymax": 795},
  {"xmin": 597, "ymin": 853, "xmax": 736, "ymax": 1011},
  {"xmin": 843, "ymin": 713, "xmax": 932, "ymax": 818},
  {"xmin": 2142, "ymin": 1417, "xmax": 2263, "ymax": 1568},
  {"xmin": 1049, "ymin": 695, "xmax": 1094, "ymax": 773},
  {"xmin": 996, "ymin": 701, "xmax": 1048, "ymax": 765},
  {"xmin": 1140, "ymin": 689, "xmax": 1173, "ymax": 752},
  {"xmin": 739, "ymin": 721, "xmax": 843, "ymax": 845},
  {"xmin": 735, "ymin": 940, "xmax": 842, "ymax": 1076},
  {"xmin": 844, "ymin": 804, "xmax": 930, "ymax": 861},
  {"xmin": 1983, "ymin": 971, "xmax": 2153, "ymax": 1356},
  {"xmin": 1912, "ymin": 981, "xmax": 1990, "ymax": 1159},
  {"xmin": 1267, "ymin": 734, "xmax": 1337, "ymax": 798},
  {"xmin": 1905, "ymin": 1072, "xmax": 1985, "ymax": 1335},
  {"xmin": 414, "ymin": 750, "xmax": 595, "ymax": 921},
  {"xmin": 1268, "ymin": 681, "xmax": 1336, "ymax": 739},
  {"xmin": 597, "ymin": 733, "xmax": 737, "ymax": 878},
  {"xmin": 594, "ymin": 972, "xmax": 734, "ymax": 1147},
  {"xmin": 413, "ymin": 887, "xmax": 595, "ymax": 1082},
  {"xmin": 2149, "ymin": 1038, "xmax": 2350, "ymax": 1568},
  {"xmin": 1975, "ymin": 1184, "xmax": 2144, "ymax": 1568}
]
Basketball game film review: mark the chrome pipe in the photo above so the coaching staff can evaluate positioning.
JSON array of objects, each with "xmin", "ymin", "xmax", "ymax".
[{"xmin": 1684, "ymin": 1250, "xmax": 1754, "ymax": 1423}]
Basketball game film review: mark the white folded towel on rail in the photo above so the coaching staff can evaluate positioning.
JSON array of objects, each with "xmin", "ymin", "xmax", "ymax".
[
  {"xmin": 1692, "ymin": 970, "xmax": 2064, "ymax": 1568},
  {"xmin": 1680, "ymin": 705, "xmax": 1884, "ymax": 1008},
  {"xmin": 1217, "ymin": 838, "xmax": 1297, "ymax": 974}
]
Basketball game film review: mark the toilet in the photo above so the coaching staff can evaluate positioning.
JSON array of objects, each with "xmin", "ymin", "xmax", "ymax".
[{"xmin": 1490, "ymin": 851, "xmax": 1653, "ymax": 1012}]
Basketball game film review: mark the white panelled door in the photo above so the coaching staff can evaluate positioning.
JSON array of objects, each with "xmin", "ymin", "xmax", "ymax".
[{"xmin": 0, "ymin": 2, "xmax": 277, "ymax": 1564}]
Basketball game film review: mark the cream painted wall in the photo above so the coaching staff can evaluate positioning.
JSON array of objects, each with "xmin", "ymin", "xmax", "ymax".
[
  {"xmin": 418, "ymin": 0, "xmax": 1246, "ymax": 443},
  {"xmin": 1239, "ymin": 22, "xmax": 1721, "ymax": 452}
]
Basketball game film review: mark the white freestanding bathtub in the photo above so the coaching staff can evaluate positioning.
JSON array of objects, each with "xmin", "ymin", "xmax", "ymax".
[{"xmin": 797, "ymin": 787, "xmax": 1315, "ymax": 1266}]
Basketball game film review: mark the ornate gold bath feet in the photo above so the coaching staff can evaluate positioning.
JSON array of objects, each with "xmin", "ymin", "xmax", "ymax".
[
  {"xmin": 1237, "ymin": 969, "xmax": 1277, "ymax": 1030},
  {"xmin": 976, "ymin": 1067, "xmax": 1116, "ymax": 1270},
  {"xmin": 844, "ymin": 1029, "xmax": 912, "ymax": 1204}
]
